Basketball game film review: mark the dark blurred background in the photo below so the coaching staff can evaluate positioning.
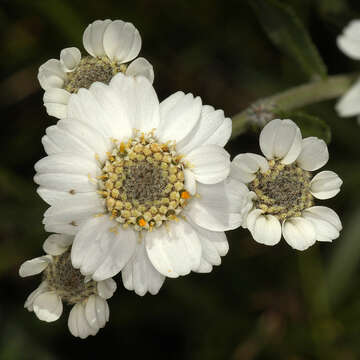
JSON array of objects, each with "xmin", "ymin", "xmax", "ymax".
[{"xmin": 1, "ymin": 0, "xmax": 360, "ymax": 359}]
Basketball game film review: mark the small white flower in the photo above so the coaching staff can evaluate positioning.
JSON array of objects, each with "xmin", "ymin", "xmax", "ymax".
[
  {"xmin": 34, "ymin": 72, "xmax": 252, "ymax": 295},
  {"xmin": 336, "ymin": 20, "xmax": 360, "ymax": 122},
  {"xmin": 19, "ymin": 234, "xmax": 116, "ymax": 339},
  {"xmin": 38, "ymin": 19, "xmax": 154, "ymax": 119},
  {"xmin": 230, "ymin": 119, "xmax": 343, "ymax": 251}
]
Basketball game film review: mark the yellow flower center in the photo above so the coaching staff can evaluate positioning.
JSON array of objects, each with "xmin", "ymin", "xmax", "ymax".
[
  {"xmin": 44, "ymin": 249, "xmax": 97, "ymax": 305},
  {"xmin": 98, "ymin": 131, "xmax": 191, "ymax": 231},
  {"xmin": 249, "ymin": 160, "xmax": 313, "ymax": 220},
  {"xmin": 64, "ymin": 55, "xmax": 126, "ymax": 93}
]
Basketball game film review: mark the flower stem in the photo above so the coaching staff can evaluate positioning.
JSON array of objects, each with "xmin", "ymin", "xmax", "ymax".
[{"xmin": 231, "ymin": 73, "xmax": 359, "ymax": 139}]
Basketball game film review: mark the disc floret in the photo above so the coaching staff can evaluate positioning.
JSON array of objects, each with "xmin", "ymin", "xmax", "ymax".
[
  {"xmin": 249, "ymin": 159, "xmax": 313, "ymax": 221},
  {"xmin": 64, "ymin": 56, "xmax": 127, "ymax": 93},
  {"xmin": 43, "ymin": 249, "xmax": 97, "ymax": 305},
  {"xmin": 98, "ymin": 130, "xmax": 191, "ymax": 231}
]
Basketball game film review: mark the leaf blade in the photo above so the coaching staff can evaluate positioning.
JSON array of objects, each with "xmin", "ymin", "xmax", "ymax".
[{"xmin": 249, "ymin": 0, "xmax": 327, "ymax": 79}]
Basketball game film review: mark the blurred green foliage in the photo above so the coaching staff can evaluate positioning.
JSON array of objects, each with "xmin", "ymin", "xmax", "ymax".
[
  {"xmin": 250, "ymin": 0, "xmax": 328, "ymax": 80},
  {"xmin": 0, "ymin": 0, "xmax": 360, "ymax": 359}
]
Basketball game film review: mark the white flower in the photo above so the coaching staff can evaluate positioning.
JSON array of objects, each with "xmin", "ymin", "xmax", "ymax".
[
  {"xmin": 38, "ymin": 19, "xmax": 154, "ymax": 119},
  {"xmin": 336, "ymin": 20, "xmax": 360, "ymax": 122},
  {"xmin": 19, "ymin": 234, "xmax": 116, "ymax": 339},
  {"xmin": 230, "ymin": 119, "xmax": 343, "ymax": 251},
  {"xmin": 34, "ymin": 72, "xmax": 252, "ymax": 295}
]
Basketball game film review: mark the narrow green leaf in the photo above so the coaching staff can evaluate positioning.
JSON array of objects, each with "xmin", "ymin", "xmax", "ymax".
[
  {"xmin": 274, "ymin": 110, "xmax": 331, "ymax": 143},
  {"xmin": 249, "ymin": 0, "xmax": 327, "ymax": 80}
]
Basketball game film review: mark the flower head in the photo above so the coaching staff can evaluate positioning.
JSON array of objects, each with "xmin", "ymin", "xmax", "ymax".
[
  {"xmin": 230, "ymin": 119, "xmax": 343, "ymax": 251},
  {"xmin": 336, "ymin": 20, "xmax": 360, "ymax": 122},
  {"xmin": 38, "ymin": 19, "xmax": 154, "ymax": 119},
  {"xmin": 19, "ymin": 234, "xmax": 116, "ymax": 339},
  {"xmin": 34, "ymin": 72, "xmax": 252, "ymax": 295}
]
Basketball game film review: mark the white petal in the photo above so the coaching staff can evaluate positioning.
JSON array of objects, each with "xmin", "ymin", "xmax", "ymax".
[
  {"xmin": 282, "ymin": 217, "xmax": 316, "ymax": 251},
  {"xmin": 109, "ymin": 73, "xmax": 160, "ymax": 133},
  {"xmin": 35, "ymin": 153, "xmax": 100, "ymax": 177},
  {"xmin": 83, "ymin": 19, "xmax": 112, "ymax": 58},
  {"xmin": 43, "ymin": 193, "xmax": 104, "ymax": 225},
  {"xmin": 44, "ymin": 103, "xmax": 67, "ymax": 119},
  {"xmin": 205, "ymin": 117, "xmax": 232, "ymax": 148},
  {"xmin": 60, "ymin": 47, "xmax": 81, "ymax": 72},
  {"xmin": 68, "ymin": 304, "xmax": 80, "ymax": 337},
  {"xmin": 183, "ymin": 169, "xmax": 197, "ymax": 195},
  {"xmin": 94, "ymin": 296, "xmax": 109, "ymax": 328},
  {"xmin": 43, "ymin": 123, "xmax": 105, "ymax": 160},
  {"xmin": 310, "ymin": 171, "xmax": 342, "ymax": 199},
  {"xmin": 97, "ymin": 278, "xmax": 117, "ymax": 299},
  {"xmin": 246, "ymin": 208, "xmax": 263, "ymax": 232},
  {"xmin": 188, "ymin": 219, "xmax": 228, "ymax": 271},
  {"xmin": 85, "ymin": 295, "xmax": 108, "ymax": 330},
  {"xmin": 196, "ymin": 258, "xmax": 213, "ymax": 273},
  {"xmin": 43, "ymin": 88, "xmax": 70, "ymax": 105},
  {"xmin": 296, "ymin": 137, "xmax": 329, "ymax": 171},
  {"xmin": 336, "ymin": 79, "xmax": 360, "ymax": 117},
  {"xmin": 44, "ymin": 219, "xmax": 86, "ymax": 236},
  {"xmin": 259, "ymin": 119, "xmax": 302, "ymax": 164},
  {"xmin": 185, "ymin": 179, "xmax": 253, "ymax": 231},
  {"xmin": 122, "ymin": 240, "xmax": 165, "ymax": 296},
  {"xmin": 19, "ymin": 256, "xmax": 51, "ymax": 277},
  {"xmin": 34, "ymin": 173, "xmax": 97, "ymax": 193},
  {"xmin": 68, "ymin": 303, "xmax": 98, "ymax": 339},
  {"xmin": 67, "ymin": 88, "xmax": 115, "ymax": 138},
  {"xmin": 71, "ymin": 216, "xmax": 137, "ymax": 281},
  {"xmin": 24, "ymin": 281, "xmax": 49, "ymax": 311},
  {"xmin": 57, "ymin": 119, "xmax": 111, "ymax": 162},
  {"xmin": 248, "ymin": 212, "xmax": 281, "ymax": 246},
  {"xmin": 42, "ymin": 135, "xmax": 61, "ymax": 155},
  {"xmin": 38, "ymin": 59, "xmax": 66, "ymax": 90},
  {"xmin": 103, "ymin": 20, "xmax": 142, "ymax": 63},
  {"xmin": 177, "ymin": 105, "xmax": 231, "ymax": 154},
  {"xmin": 302, "ymin": 206, "xmax": 342, "ymax": 242},
  {"xmin": 37, "ymin": 187, "xmax": 74, "ymax": 206},
  {"xmin": 157, "ymin": 92, "xmax": 202, "ymax": 145},
  {"xmin": 230, "ymin": 153, "xmax": 269, "ymax": 184},
  {"xmin": 33, "ymin": 291, "xmax": 63, "ymax": 322},
  {"xmin": 43, "ymin": 234, "xmax": 73, "ymax": 256},
  {"xmin": 337, "ymin": 20, "xmax": 360, "ymax": 60},
  {"xmin": 85, "ymin": 81, "xmax": 135, "ymax": 140},
  {"xmin": 185, "ymin": 145, "xmax": 230, "ymax": 184},
  {"xmin": 145, "ymin": 219, "xmax": 202, "ymax": 278},
  {"xmin": 126, "ymin": 57, "xmax": 154, "ymax": 83}
]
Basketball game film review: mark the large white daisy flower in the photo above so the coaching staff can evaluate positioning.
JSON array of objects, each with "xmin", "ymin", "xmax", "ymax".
[
  {"xmin": 34, "ymin": 73, "xmax": 252, "ymax": 295},
  {"xmin": 38, "ymin": 19, "xmax": 154, "ymax": 119},
  {"xmin": 230, "ymin": 119, "xmax": 343, "ymax": 251},
  {"xmin": 336, "ymin": 20, "xmax": 360, "ymax": 122},
  {"xmin": 19, "ymin": 234, "xmax": 116, "ymax": 339}
]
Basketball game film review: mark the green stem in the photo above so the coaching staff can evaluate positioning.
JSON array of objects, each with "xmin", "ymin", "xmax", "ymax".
[{"xmin": 231, "ymin": 73, "xmax": 359, "ymax": 138}]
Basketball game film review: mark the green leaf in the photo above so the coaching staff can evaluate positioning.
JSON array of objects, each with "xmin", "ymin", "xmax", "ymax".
[
  {"xmin": 274, "ymin": 110, "xmax": 331, "ymax": 143},
  {"xmin": 249, "ymin": 0, "xmax": 327, "ymax": 80}
]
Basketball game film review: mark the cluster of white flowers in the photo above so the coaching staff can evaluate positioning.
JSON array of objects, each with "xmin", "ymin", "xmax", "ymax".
[{"xmin": 20, "ymin": 18, "xmax": 345, "ymax": 338}]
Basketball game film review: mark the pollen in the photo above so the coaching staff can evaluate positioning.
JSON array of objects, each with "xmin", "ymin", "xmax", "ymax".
[
  {"xmin": 180, "ymin": 190, "xmax": 191, "ymax": 199},
  {"xmin": 248, "ymin": 160, "xmax": 313, "ymax": 220},
  {"xmin": 43, "ymin": 249, "xmax": 97, "ymax": 305},
  {"xmin": 63, "ymin": 56, "xmax": 127, "ymax": 94},
  {"xmin": 98, "ymin": 130, "xmax": 192, "ymax": 231}
]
